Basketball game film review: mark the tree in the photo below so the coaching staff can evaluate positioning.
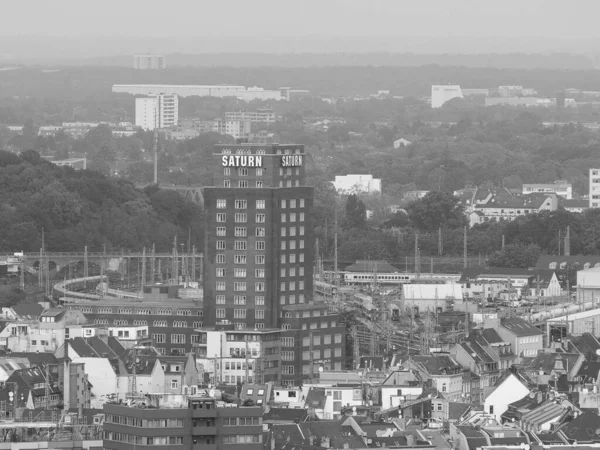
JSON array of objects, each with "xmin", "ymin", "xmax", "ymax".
[
  {"xmin": 343, "ymin": 194, "xmax": 367, "ymax": 229},
  {"xmin": 406, "ymin": 191, "xmax": 466, "ymax": 231},
  {"xmin": 487, "ymin": 243, "xmax": 541, "ymax": 269}
]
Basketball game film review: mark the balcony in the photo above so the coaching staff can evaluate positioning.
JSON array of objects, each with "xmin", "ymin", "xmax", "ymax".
[
  {"xmin": 193, "ymin": 444, "xmax": 216, "ymax": 450},
  {"xmin": 191, "ymin": 408, "xmax": 217, "ymax": 418},
  {"xmin": 193, "ymin": 426, "xmax": 217, "ymax": 435}
]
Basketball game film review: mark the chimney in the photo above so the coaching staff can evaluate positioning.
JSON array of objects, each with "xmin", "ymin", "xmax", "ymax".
[
  {"xmin": 406, "ymin": 435, "xmax": 414, "ymax": 447},
  {"xmin": 309, "ymin": 436, "xmax": 315, "ymax": 446},
  {"xmin": 321, "ymin": 436, "xmax": 330, "ymax": 448}
]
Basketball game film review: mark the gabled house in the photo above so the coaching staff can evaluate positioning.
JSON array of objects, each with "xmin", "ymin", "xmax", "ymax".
[
  {"xmin": 472, "ymin": 193, "xmax": 558, "ymax": 223},
  {"xmin": 380, "ymin": 369, "xmax": 424, "ymax": 410},
  {"xmin": 1, "ymin": 303, "xmax": 44, "ymax": 321},
  {"xmin": 485, "ymin": 317, "xmax": 544, "ymax": 360},
  {"xmin": 480, "ymin": 328, "xmax": 516, "ymax": 371},
  {"xmin": 403, "ymin": 354, "xmax": 463, "ymax": 402},
  {"xmin": 484, "ymin": 369, "xmax": 532, "ymax": 420},
  {"xmin": 55, "ymin": 336, "xmax": 128, "ymax": 407},
  {"xmin": 524, "ymin": 352, "xmax": 583, "ymax": 387},
  {"xmin": 4, "ymin": 366, "xmax": 61, "ymax": 409},
  {"xmin": 451, "ymin": 336, "xmax": 500, "ymax": 404},
  {"xmin": 263, "ymin": 407, "xmax": 309, "ymax": 425}
]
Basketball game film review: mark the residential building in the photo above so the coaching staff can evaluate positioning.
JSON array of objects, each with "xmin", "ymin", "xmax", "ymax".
[
  {"xmin": 451, "ymin": 336, "xmax": 500, "ymax": 404},
  {"xmin": 2, "ymin": 308, "xmax": 89, "ymax": 353},
  {"xmin": 55, "ymin": 336, "xmax": 128, "ymax": 407},
  {"xmin": 431, "ymin": 85, "xmax": 463, "ymax": 108},
  {"xmin": 4, "ymin": 366, "xmax": 62, "ymax": 409},
  {"xmin": 559, "ymin": 198, "xmax": 589, "ymax": 213},
  {"xmin": 522, "ymin": 181, "xmax": 572, "ymax": 199},
  {"xmin": 133, "ymin": 54, "xmax": 166, "ymax": 70},
  {"xmin": 278, "ymin": 303, "xmax": 346, "ymax": 386},
  {"xmin": 103, "ymin": 393, "xmax": 263, "ymax": 450},
  {"xmin": 485, "ymin": 317, "xmax": 543, "ymax": 359},
  {"xmin": 135, "ymin": 93, "xmax": 179, "ymax": 130},
  {"xmin": 590, "ymin": 168, "xmax": 600, "ymax": 208},
  {"xmin": 62, "ymin": 290, "xmax": 203, "ymax": 356},
  {"xmin": 212, "ymin": 119, "xmax": 252, "ymax": 140},
  {"xmin": 224, "ymin": 109, "xmax": 277, "ymax": 124},
  {"xmin": 483, "ymin": 370, "xmax": 531, "ymax": 420},
  {"xmin": 304, "ymin": 386, "xmax": 363, "ymax": 420},
  {"xmin": 333, "ymin": 174, "xmax": 382, "ymax": 194},
  {"xmin": 113, "ymin": 84, "xmax": 284, "ymax": 101},
  {"xmin": 524, "ymin": 352, "xmax": 583, "ymax": 387},
  {"xmin": 379, "ymin": 369, "xmax": 424, "ymax": 410},
  {"xmin": 403, "ymin": 354, "xmax": 463, "ymax": 402},
  {"xmin": 194, "ymin": 324, "xmax": 282, "ymax": 385},
  {"xmin": 1, "ymin": 303, "xmax": 44, "ymax": 320},
  {"xmin": 470, "ymin": 193, "xmax": 558, "ymax": 225}
]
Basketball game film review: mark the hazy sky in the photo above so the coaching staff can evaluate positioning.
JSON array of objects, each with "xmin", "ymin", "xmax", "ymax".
[{"xmin": 4, "ymin": 0, "xmax": 600, "ymax": 38}]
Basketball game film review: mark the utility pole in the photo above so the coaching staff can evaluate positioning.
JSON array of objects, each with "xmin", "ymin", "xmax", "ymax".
[
  {"xmin": 352, "ymin": 327, "xmax": 360, "ymax": 369},
  {"xmin": 141, "ymin": 247, "xmax": 146, "ymax": 288},
  {"xmin": 438, "ymin": 228, "xmax": 443, "ymax": 256},
  {"xmin": 334, "ymin": 197, "xmax": 339, "ymax": 287},
  {"xmin": 415, "ymin": 233, "xmax": 420, "ymax": 276},
  {"xmin": 191, "ymin": 246, "xmax": 196, "ymax": 283},
  {"xmin": 565, "ymin": 225, "xmax": 571, "ymax": 256},
  {"xmin": 19, "ymin": 256, "xmax": 24, "ymax": 290},
  {"xmin": 173, "ymin": 236, "xmax": 179, "ymax": 283},
  {"xmin": 502, "ymin": 235, "xmax": 505, "ymax": 249},
  {"xmin": 463, "ymin": 226, "xmax": 468, "ymax": 269},
  {"xmin": 558, "ymin": 229, "xmax": 561, "ymax": 256},
  {"xmin": 84, "ymin": 246, "xmax": 88, "ymax": 278},
  {"xmin": 151, "ymin": 243, "xmax": 156, "ymax": 285}
]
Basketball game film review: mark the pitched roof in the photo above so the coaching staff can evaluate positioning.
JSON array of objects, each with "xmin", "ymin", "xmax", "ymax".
[
  {"xmin": 526, "ymin": 353, "xmax": 581, "ymax": 376},
  {"xmin": 577, "ymin": 362, "xmax": 600, "ymax": 383},
  {"xmin": 559, "ymin": 411, "xmax": 600, "ymax": 443},
  {"xmin": 68, "ymin": 337, "xmax": 121, "ymax": 358},
  {"xmin": 482, "ymin": 328, "xmax": 505, "ymax": 345},
  {"xmin": 410, "ymin": 354, "xmax": 462, "ymax": 376},
  {"xmin": 263, "ymin": 407, "xmax": 308, "ymax": 423},
  {"xmin": 501, "ymin": 317, "xmax": 543, "ymax": 337},
  {"xmin": 11, "ymin": 303, "xmax": 44, "ymax": 319},
  {"xmin": 568, "ymin": 333, "xmax": 600, "ymax": 360},
  {"xmin": 344, "ymin": 260, "xmax": 400, "ymax": 273},
  {"xmin": 7, "ymin": 352, "xmax": 58, "ymax": 366},
  {"xmin": 448, "ymin": 402, "xmax": 472, "ymax": 421},
  {"xmin": 271, "ymin": 422, "xmax": 364, "ymax": 450},
  {"xmin": 305, "ymin": 387, "xmax": 327, "ymax": 409},
  {"xmin": 477, "ymin": 193, "xmax": 552, "ymax": 210},
  {"xmin": 536, "ymin": 254, "xmax": 600, "ymax": 270}
]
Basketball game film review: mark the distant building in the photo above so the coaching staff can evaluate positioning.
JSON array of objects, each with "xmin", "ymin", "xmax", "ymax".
[
  {"xmin": 462, "ymin": 88, "xmax": 490, "ymax": 97},
  {"xmin": 522, "ymin": 181, "xmax": 572, "ymax": 199},
  {"xmin": 590, "ymin": 168, "xmax": 600, "ymax": 208},
  {"xmin": 469, "ymin": 193, "xmax": 558, "ymax": 226},
  {"xmin": 38, "ymin": 125, "xmax": 62, "ymax": 137},
  {"xmin": 114, "ymin": 84, "xmax": 283, "ymax": 101},
  {"xmin": 559, "ymin": 198, "xmax": 588, "ymax": 213},
  {"xmin": 393, "ymin": 137, "xmax": 412, "ymax": 149},
  {"xmin": 431, "ymin": 85, "xmax": 463, "ymax": 108},
  {"xmin": 135, "ymin": 94, "xmax": 178, "ymax": 131},
  {"xmin": 224, "ymin": 109, "xmax": 277, "ymax": 124},
  {"xmin": 485, "ymin": 97, "xmax": 553, "ymax": 107},
  {"xmin": 212, "ymin": 119, "xmax": 251, "ymax": 140},
  {"xmin": 333, "ymin": 174, "xmax": 382, "ymax": 194},
  {"xmin": 51, "ymin": 158, "xmax": 87, "ymax": 170},
  {"xmin": 133, "ymin": 54, "xmax": 166, "ymax": 70}
]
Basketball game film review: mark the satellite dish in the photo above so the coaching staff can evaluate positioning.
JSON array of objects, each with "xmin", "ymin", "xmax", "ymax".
[
  {"xmin": 352, "ymin": 406, "xmax": 357, "ymax": 412},
  {"xmin": 135, "ymin": 357, "xmax": 140, "ymax": 363},
  {"xmin": 318, "ymin": 367, "xmax": 324, "ymax": 373},
  {"xmin": 209, "ymin": 389, "xmax": 216, "ymax": 398},
  {"xmin": 595, "ymin": 349, "xmax": 600, "ymax": 356}
]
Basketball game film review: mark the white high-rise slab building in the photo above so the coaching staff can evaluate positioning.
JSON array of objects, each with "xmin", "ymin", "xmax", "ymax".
[
  {"xmin": 431, "ymin": 85, "xmax": 464, "ymax": 108},
  {"xmin": 590, "ymin": 168, "xmax": 600, "ymax": 208},
  {"xmin": 133, "ymin": 55, "xmax": 166, "ymax": 70},
  {"xmin": 135, "ymin": 94, "xmax": 178, "ymax": 130}
]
